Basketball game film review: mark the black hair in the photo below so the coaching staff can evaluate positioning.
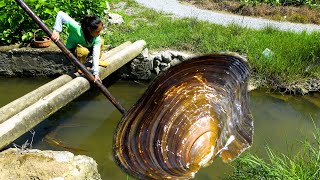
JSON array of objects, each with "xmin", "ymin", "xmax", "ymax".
[{"xmin": 80, "ymin": 15, "xmax": 103, "ymax": 44}]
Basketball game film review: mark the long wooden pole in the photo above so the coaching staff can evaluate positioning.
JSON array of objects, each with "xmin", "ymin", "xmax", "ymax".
[{"xmin": 15, "ymin": 0, "xmax": 126, "ymax": 114}]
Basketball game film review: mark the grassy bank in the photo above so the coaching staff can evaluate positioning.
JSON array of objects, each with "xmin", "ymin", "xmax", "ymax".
[
  {"xmin": 107, "ymin": 0, "xmax": 320, "ymax": 90},
  {"xmin": 179, "ymin": 0, "xmax": 320, "ymax": 25},
  {"xmin": 227, "ymin": 124, "xmax": 320, "ymax": 179}
]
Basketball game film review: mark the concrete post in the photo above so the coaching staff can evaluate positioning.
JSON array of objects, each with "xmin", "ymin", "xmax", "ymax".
[{"xmin": 0, "ymin": 40, "xmax": 146, "ymax": 149}]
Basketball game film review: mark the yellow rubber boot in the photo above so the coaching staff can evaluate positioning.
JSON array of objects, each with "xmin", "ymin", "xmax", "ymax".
[
  {"xmin": 99, "ymin": 37, "xmax": 104, "ymax": 59},
  {"xmin": 99, "ymin": 37, "xmax": 108, "ymax": 67},
  {"xmin": 75, "ymin": 44, "xmax": 89, "ymax": 73},
  {"xmin": 99, "ymin": 60, "xmax": 108, "ymax": 67}
]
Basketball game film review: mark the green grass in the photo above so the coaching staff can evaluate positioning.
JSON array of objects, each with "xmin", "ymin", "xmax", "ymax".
[
  {"xmin": 227, "ymin": 123, "xmax": 320, "ymax": 179},
  {"xmin": 105, "ymin": 0, "xmax": 320, "ymax": 86}
]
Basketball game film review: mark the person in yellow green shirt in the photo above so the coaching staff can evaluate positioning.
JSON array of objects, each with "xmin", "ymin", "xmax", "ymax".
[{"xmin": 51, "ymin": 11, "xmax": 107, "ymax": 83}]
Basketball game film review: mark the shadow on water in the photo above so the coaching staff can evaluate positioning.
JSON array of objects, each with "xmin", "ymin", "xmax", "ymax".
[{"xmin": 1, "ymin": 78, "xmax": 319, "ymax": 179}]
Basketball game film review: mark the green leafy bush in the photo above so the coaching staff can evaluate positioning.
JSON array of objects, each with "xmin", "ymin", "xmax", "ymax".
[{"xmin": 0, "ymin": 0, "xmax": 108, "ymax": 45}]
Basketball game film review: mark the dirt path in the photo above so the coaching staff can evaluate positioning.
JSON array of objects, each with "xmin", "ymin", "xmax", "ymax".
[{"xmin": 134, "ymin": 0, "xmax": 320, "ymax": 33}]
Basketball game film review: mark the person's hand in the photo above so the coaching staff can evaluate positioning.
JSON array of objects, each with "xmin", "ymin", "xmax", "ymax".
[
  {"xmin": 94, "ymin": 74, "xmax": 101, "ymax": 83},
  {"xmin": 51, "ymin": 30, "xmax": 60, "ymax": 42}
]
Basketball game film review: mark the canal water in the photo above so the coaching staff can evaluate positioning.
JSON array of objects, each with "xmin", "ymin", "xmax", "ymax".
[{"xmin": 0, "ymin": 77, "xmax": 319, "ymax": 179}]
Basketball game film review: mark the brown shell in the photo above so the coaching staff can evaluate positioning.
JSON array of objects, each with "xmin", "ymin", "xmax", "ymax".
[{"xmin": 113, "ymin": 54, "xmax": 253, "ymax": 179}]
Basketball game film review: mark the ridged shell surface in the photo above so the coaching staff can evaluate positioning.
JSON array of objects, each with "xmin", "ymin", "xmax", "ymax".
[{"xmin": 113, "ymin": 54, "xmax": 253, "ymax": 179}]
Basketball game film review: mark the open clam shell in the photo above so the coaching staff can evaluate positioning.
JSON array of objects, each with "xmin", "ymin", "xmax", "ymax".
[{"xmin": 113, "ymin": 54, "xmax": 253, "ymax": 179}]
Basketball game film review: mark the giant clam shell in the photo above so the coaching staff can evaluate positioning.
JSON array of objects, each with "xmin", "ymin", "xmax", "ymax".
[{"xmin": 113, "ymin": 54, "xmax": 253, "ymax": 179}]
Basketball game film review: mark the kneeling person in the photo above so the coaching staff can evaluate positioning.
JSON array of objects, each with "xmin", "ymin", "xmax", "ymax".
[{"xmin": 51, "ymin": 11, "xmax": 108, "ymax": 83}]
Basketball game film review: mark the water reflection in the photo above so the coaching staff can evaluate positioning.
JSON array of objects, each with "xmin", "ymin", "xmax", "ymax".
[
  {"xmin": 0, "ymin": 78, "xmax": 319, "ymax": 179},
  {"xmin": 0, "ymin": 77, "xmax": 52, "ymax": 107},
  {"xmin": 249, "ymin": 90, "xmax": 320, "ymax": 158}
]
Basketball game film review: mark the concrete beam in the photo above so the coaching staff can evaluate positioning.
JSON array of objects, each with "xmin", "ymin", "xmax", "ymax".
[
  {"xmin": 0, "ymin": 75, "xmax": 72, "ymax": 124},
  {"xmin": 0, "ymin": 77, "xmax": 90, "ymax": 149},
  {"xmin": 100, "ymin": 41, "xmax": 132, "ymax": 61},
  {"xmin": 0, "ymin": 40, "xmax": 146, "ymax": 149},
  {"xmin": 100, "ymin": 40, "xmax": 147, "ymax": 79},
  {"xmin": 0, "ymin": 41, "xmax": 133, "ymax": 124}
]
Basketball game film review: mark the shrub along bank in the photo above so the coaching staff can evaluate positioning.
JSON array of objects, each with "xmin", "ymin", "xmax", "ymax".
[{"xmin": 0, "ymin": 0, "xmax": 107, "ymax": 45}]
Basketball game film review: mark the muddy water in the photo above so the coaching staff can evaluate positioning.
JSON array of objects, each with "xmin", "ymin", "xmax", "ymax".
[{"xmin": 1, "ymin": 78, "xmax": 319, "ymax": 179}]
